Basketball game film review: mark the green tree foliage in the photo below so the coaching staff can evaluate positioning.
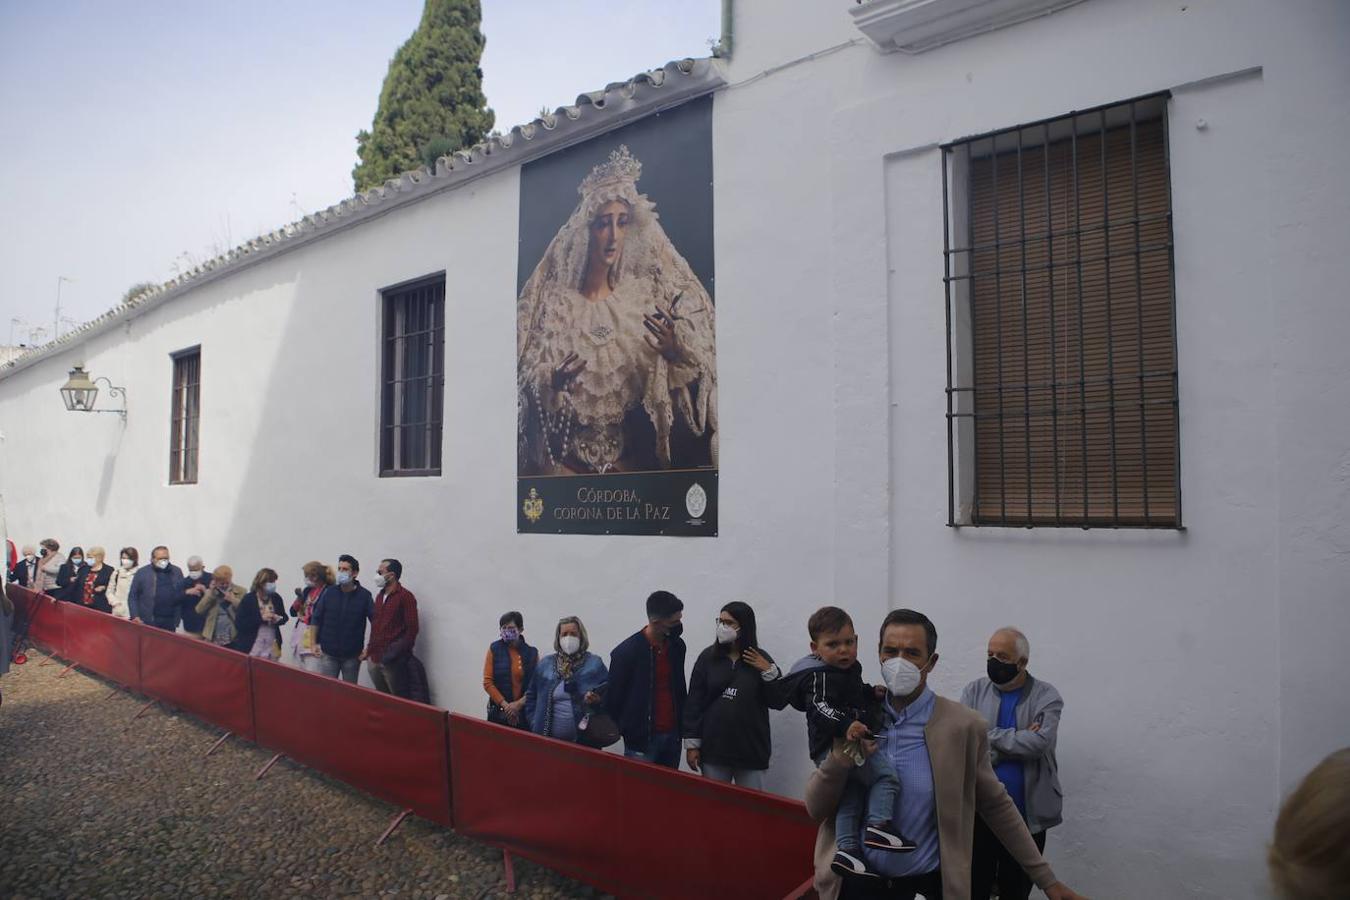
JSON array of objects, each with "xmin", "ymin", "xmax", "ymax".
[
  {"xmin": 353, "ymin": 0, "xmax": 494, "ymax": 193},
  {"xmin": 419, "ymin": 136, "xmax": 458, "ymax": 171}
]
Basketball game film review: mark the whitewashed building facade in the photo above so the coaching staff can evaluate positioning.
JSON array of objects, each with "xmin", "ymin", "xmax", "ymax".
[{"xmin": 2, "ymin": 2, "xmax": 1348, "ymax": 896}]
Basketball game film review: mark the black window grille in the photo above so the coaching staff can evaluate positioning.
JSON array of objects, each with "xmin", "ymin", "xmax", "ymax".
[
  {"xmin": 169, "ymin": 347, "xmax": 200, "ymax": 484},
  {"xmin": 380, "ymin": 275, "xmax": 445, "ymax": 476},
  {"xmin": 942, "ymin": 94, "xmax": 1181, "ymax": 528}
]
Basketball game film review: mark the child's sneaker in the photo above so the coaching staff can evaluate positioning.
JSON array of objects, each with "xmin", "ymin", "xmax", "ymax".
[
  {"xmin": 863, "ymin": 824, "xmax": 918, "ymax": 853},
  {"xmin": 830, "ymin": 850, "xmax": 878, "ymax": 879}
]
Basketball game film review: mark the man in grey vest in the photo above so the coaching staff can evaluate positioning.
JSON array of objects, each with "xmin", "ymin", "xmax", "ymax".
[{"xmin": 961, "ymin": 627, "xmax": 1064, "ymax": 900}]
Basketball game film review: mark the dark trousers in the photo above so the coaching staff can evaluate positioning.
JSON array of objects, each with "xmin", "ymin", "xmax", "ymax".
[
  {"xmin": 841, "ymin": 868, "xmax": 942, "ymax": 900},
  {"xmin": 486, "ymin": 700, "xmax": 530, "ymax": 729},
  {"xmin": 623, "ymin": 730, "xmax": 681, "ymax": 768},
  {"xmin": 971, "ymin": 818, "xmax": 1046, "ymax": 900}
]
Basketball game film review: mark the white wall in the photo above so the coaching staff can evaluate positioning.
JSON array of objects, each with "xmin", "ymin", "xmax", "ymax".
[
  {"xmin": 2, "ymin": 2, "xmax": 1347, "ymax": 898},
  {"xmin": 719, "ymin": 0, "xmax": 1349, "ymax": 897}
]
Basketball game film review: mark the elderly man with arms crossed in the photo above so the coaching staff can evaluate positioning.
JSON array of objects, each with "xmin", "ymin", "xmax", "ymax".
[{"xmin": 804, "ymin": 609, "xmax": 1084, "ymax": 900}]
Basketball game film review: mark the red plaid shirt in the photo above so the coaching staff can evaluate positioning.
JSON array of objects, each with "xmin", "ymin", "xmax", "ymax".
[{"xmin": 366, "ymin": 583, "xmax": 419, "ymax": 663}]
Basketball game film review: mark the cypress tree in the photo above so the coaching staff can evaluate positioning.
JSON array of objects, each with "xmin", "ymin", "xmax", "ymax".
[{"xmin": 353, "ymin": 0, "xmax": 495, "ymax": 193}]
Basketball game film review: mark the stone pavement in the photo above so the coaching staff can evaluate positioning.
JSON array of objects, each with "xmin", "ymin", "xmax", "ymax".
[{"xmin": 0, "ymin": 652, "xmax": 600, "ymax": 899}]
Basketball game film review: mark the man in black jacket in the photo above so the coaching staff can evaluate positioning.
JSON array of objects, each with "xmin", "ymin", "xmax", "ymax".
[
  {"xmin": 8, "ymin": 545, "xmax": 38, "ymax": 588},
  {"xmin": 177, "ymin": 555, "xmax": 211, "ymax": 637},
  {"xmin": 606, "ymin": 590, "xmax": 687, "ymax": 768}
]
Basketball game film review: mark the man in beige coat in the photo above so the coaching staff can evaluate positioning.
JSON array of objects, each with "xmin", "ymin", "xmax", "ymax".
[
  {"xmin": 195, "ymin": 565, "xmax": 245, "ymax": 646},
  {"xmin": 804, "ymin": 609, "xmax": 1085, "ymax": 900}
]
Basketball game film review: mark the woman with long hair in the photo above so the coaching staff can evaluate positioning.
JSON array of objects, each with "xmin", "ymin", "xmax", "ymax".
[
  {"xmin": 523, "ymin": 616, "xmax": 608, "ymax": 742},
  {"xmin": 682, "ymin": 601, "xmax": 783, "ymax": 790},
  {"xmin": 51, "ymin": 545, "xmax": 86, "ymax": 603}
]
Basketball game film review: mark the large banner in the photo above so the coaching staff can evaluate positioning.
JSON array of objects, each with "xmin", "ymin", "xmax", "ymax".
[{"xmin": 516, "ymin": 97, "xmax": 717, "ymax": 536}]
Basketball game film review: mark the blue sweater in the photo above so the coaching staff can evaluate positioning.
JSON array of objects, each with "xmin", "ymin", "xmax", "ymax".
[
  {"xmin": 310, "ymin": 583, "xmax": 373, "ymax": 659},
  {"xmin": 606, "ymin": 630, "xmax": 687, "ymax": 753}
]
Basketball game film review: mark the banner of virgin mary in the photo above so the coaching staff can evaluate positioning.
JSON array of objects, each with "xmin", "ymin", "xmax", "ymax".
[{"xmin": 516, "ymin": 97, "xmax": 717, "ymax": 536}]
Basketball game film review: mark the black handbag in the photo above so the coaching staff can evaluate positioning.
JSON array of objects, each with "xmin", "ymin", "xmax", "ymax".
[{"xmin": 576, "ymin": 706, "xmax": 621, "ymax": 748}]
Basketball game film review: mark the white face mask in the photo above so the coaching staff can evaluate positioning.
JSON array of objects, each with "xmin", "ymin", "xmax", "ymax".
[
  {"xmin": 154, "ymin": 559, "xmax": 169, "ymax": 571},
  {"xmin": 71, "ymin": 557, "xmax": 84, "ymax": 566},
  {"xmin": 559, "ymin": 635, "xmax": 581, "ymax": 656},
  {"xmin": 121, "ymin": 558, "xmax": 134, "ymax": 569},
  {"xmin": 264, "ymin": 582, "xmax": 277, "ymax": 594},
  {"xmin": 189, "ymin": 568, "xmax": 203, "ymax": 577},
  {"xmin": 882, "ymin": 656, "xmax": 924, "ymax": 697},
  {"xmin": 336, "ymin": 571, "xmax": 351, "ymax": 585},
  {"xmin": 715, "ymin": 622, "xmax": 739, "ymax": 645}
]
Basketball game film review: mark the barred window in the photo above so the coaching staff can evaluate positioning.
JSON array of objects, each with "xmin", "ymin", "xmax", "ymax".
[
  {"xmin": 169, "ymin": 347, "xmax": 200, "ymax": 485},
  {"xmin": 380, "ymin": 275, "xmax": 445, "ymax": 476},
  {"xmin": 942, "ymin": 94, "xmax": 1180, "ymax": 527}
]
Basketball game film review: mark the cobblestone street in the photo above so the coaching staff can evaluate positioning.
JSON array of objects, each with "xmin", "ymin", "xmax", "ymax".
[{"xmin": 0, "ymin": 653, "xmax": 597, "ymax": 900}]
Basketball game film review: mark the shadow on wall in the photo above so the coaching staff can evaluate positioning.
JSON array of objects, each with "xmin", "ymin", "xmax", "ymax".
[{"xmin": 95, "ymin": 423, "xmax": 127, "ymax": 516}]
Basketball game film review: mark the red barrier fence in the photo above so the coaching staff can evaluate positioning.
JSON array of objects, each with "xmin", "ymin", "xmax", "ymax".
[
  {"xmin": 251, "ymin": 658, "xmax": 452, "ymax": 827},
  {"xmin": 449, "ymin": 714, "xmax": 818, "ymax": 899},
  {"xmin": 11, "ymin": 585, "xmax": 64, "ymax": 657},
  {"xmin": 62, "ymin": 601, "xmax": 142, "ymax": 692},
  {"xmin": 140, "ymin": 624, "xmax": 256, "ymax": 741},
  {"xmin": 10, "ymin": 585, "xmax": 821, "ymax": 897}
]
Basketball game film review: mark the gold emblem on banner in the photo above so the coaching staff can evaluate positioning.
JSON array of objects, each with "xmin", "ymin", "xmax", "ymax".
[{"xmin": 522, "ymin": 488, "xmax": 544, "ymax": 523}]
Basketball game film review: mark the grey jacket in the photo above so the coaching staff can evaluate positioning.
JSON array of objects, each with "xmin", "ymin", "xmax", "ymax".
[{"xmin": 960, "ymin": 673, "xmax": 1063, "ymax": 833}]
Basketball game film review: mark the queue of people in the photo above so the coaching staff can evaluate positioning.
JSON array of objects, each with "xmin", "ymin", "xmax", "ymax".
[
  {"xmin": 11, "ymin": 539, "xmax": 1079, "ymax": 898},
  {"xmin": 6, "ymin": 540, "xmax": 423, "ymax": 703},
  {"xmin": 476, "ymin": 591, "xmax": 1084, "ymax": 900},
  {"xmin": 9, "ymin": 536, "xmax": 1348, "ymax": 899}
]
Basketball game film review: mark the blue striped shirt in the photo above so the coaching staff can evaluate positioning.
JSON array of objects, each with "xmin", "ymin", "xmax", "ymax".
[{"xmin": 862, "ymin": 687, "xmax": 940, "ymax": 878}]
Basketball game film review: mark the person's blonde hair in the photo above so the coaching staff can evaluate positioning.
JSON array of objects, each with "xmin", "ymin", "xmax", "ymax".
[
  {"xmin": 302, "ymin": 560, "xmax": 334, "ymax": 586},
  {"xmin": 554, "ymin": 616, "xmax": 590, "ymax": 655},
  {"xmin": 1269, "ymin": 747, "xmax": 1350, "ymax": 899},
  {"xmin": 87, "ymin": 546, "xmax": 106, "ymax": 562}
]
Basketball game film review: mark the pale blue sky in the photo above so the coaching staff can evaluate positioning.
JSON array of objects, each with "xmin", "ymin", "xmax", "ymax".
[{"xmin": 0, "ymin": 0, "xmax": 720, "ymax": 339}]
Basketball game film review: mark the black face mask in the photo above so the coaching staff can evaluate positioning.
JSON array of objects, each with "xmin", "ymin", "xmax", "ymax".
[
  {"xmin": 666, "ymin": 622, "xmax": 683, "ymax": 639},
  {"xmin": 987, "ymin": 658, "xmax": 1021, "ymax": 685}
]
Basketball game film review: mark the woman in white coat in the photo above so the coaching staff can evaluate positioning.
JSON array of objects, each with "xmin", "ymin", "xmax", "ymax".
[{"xmin": 107, "ymin": 547, "xmax": 139, "ymax": 618}]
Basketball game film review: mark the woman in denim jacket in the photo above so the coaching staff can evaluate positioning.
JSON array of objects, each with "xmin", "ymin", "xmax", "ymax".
[{"xmin": 524, "ymin": 616, "xmax": 608, "ymax": 741}]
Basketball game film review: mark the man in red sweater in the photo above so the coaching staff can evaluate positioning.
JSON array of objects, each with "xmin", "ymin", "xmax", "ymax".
[{"xmin": 363, "ymin": 558, "xmax": 419, "ymax": 697}]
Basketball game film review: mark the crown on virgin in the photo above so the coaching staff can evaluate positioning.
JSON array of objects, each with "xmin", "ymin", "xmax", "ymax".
[{"xmin": 579, "ymin": 145, "xmax": 643, "ymax": 197}]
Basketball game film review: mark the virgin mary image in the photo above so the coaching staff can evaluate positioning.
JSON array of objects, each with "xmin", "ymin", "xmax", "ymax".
[{"xmin": 517, "ymin": 145, "xmax": 717, "ymax": 476}]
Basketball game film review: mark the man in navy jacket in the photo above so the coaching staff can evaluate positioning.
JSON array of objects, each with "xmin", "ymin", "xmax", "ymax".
[
  {"xmin": 8, "ymin": 545, "xmax": 39, "ymax": 588},
  {"xmin": 309, "ymin": 554, "xmax": 373, "ymax": 683},
  {"xmin": 127, "ymin": 546, "xmax": 184, "ymax": 630},
  {"xmin": 606, "ymin": 590, "xmax": 687, "ymax": 768}
]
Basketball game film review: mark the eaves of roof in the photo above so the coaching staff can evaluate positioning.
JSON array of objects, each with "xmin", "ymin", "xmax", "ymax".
[{"xmin": 0, "ymin": 57, "xmax": 726, "ymax": 383}]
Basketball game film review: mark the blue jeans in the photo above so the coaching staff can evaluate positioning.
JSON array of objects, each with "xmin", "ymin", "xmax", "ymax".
[
  {"xmin": 833, "ymin": 750, "xmax": 901, "ymax": 853},
  {"xmin": 624, "ymin": 731, "xmax": 681, "ymax": 769},
  {"xmin": 312, "ymin": 654, "xmax": 360, "ymax": 683},
  {"xmin": 701, "ymin": 762, "xmax": 766, "ymax": 791}
]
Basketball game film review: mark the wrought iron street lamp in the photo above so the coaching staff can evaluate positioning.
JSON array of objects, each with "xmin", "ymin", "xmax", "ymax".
[{"xmin": 59, "ymin": 366, "xmax": 127, "ymax": 421}]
